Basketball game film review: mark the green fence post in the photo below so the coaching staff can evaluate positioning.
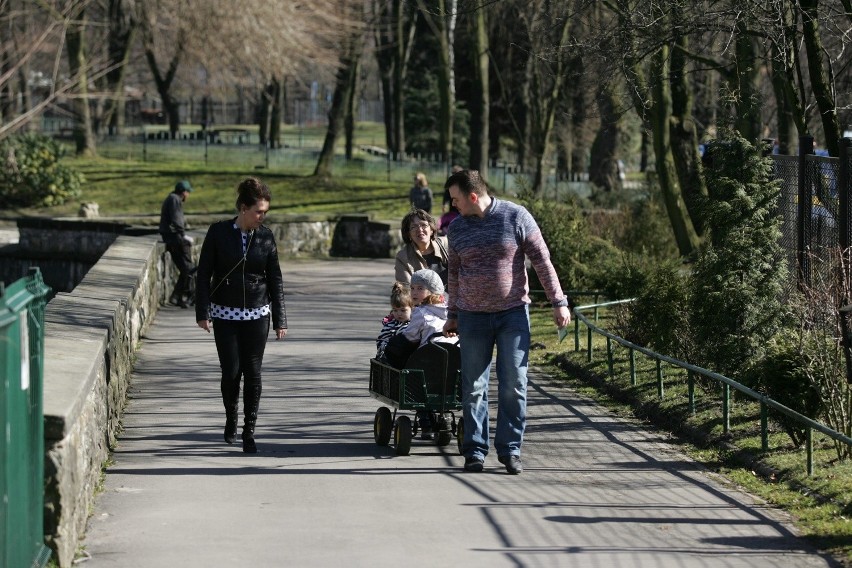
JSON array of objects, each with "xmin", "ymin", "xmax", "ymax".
[
  {"xmin": 606, "ymin": 337, "xmax": 613, "ymax": 377},
  {"xmin": 723, "ymin": 383, "xmax": 731, "ymax": 435},
  {"xmin": 1, "ymin": 269, "xmax": 52, "ymax": 568},
  {"xmin": 656, "ymin": 359, "xmax": 664, "ymax": 398},
  {"xmin": 806, "ymin": 427, "xmax": 814, "ymax": 476},
  {"xmin": 574, "ymin": 317, "xmax": 579, "ymax": 352},
  {"xmin": 586, "ymin": 325, "xmax": 593, "ymax": 362},
  {"xmin": 687, "ymin": 371, "xmax": 695, "ymax": 414},
  {"xmin": 761, "ymin": 402, "xmax": 769, "ymax": 452},
  {"xmin": 629, "ymin": 348, "xmax": 636, "ymax": 386}
]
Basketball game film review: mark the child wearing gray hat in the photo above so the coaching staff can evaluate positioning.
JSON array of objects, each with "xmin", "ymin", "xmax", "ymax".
[{"xmin": 401, "ymin": 268, "xmax": 448, "ymax": 347}]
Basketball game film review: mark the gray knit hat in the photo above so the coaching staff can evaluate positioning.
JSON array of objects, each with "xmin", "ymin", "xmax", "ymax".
[{"xmin": 411, "ymin": 268, "xmax": 444, "ymax": 296}]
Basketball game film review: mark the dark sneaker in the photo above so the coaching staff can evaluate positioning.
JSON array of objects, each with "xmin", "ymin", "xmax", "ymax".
[
  {"xmin": 498, "ymin": 454, "xmax": 522, "ymax": 475},
  {"xmin": 463, "ymin": 456, "xmax": 484, "ymax": 472}
]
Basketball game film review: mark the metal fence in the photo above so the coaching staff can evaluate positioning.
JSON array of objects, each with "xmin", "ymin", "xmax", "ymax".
[
  {"xmin": 95, "ymin": 133, "xmax": 593, "ymax": 197},
  {"xmin": 571, "ymin": 298, "xmax": 852, "ymax": 476},
  {"xmin": 1, "ymin": 268, "xmax": 52, "ymax": 568},
  {"xmin": 770, "ymin": 135, "xmax": 852, "ymax": 288}
]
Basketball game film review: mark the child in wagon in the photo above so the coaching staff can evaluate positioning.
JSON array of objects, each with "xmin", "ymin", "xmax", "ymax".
[{"xmin": 376, "ymin": 282, "xmax": 414, "ymax": 360}]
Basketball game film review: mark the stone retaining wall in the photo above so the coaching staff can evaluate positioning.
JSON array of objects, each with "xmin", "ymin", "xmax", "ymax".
[{"xmin": 41, "ymin": 235, "xmax": 169, "ymax": 566}]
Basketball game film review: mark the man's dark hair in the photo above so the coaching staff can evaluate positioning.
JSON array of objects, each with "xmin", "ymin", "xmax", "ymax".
[{"xmin": 444, "ymin": 169, "xmax": 487, "ymax": 197}]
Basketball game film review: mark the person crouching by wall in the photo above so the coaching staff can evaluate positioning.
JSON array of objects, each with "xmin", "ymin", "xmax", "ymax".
[{"xmin": 195, "ymin": 177, "xmax": 288, "ymax": 454}]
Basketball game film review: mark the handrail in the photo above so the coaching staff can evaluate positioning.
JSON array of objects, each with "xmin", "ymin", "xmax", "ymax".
[{"xmin": 571, "ymin": 299, "xmax": 852, "ymax": 476}]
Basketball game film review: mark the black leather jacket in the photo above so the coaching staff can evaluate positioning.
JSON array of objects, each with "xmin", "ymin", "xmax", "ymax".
[{"xmin": 195, "ymin": 219, "xmax": 287, "ymax": 330}]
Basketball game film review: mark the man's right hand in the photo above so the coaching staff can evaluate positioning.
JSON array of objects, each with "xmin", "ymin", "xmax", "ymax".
[{"xmin": 443, "ymin": 319, "xmax": 458, "ymax": 337}]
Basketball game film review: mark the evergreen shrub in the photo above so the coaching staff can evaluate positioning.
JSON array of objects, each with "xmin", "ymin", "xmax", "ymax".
[
  {"xmin": 519, "ymin": 190, "xmax": 620, "ymax": 292},
  {"xmin": 0, "ymin": 133, "xmax": 84, "ymax": 207},
  {"xmin": 689, "ymin": 133, "xmax": 787, "ymax": 380}
]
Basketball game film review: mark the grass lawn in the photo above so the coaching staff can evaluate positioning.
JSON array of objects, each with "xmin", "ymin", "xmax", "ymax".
[{"xmin": 3, "ymin": 156, "xmax": 414, "ymax": 223}]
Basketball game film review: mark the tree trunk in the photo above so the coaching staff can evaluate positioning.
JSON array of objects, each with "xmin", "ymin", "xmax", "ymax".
[
  {"xmin": 102, "ymin": 0, "xmax": 137, "ymax": 135},
  {"xmin": 733, "ymin": 22, "xmax": 762, "ymax": 143},
  {"xmin": 588, "ymin": 82, "xmax": 621, "ymax": 193},
  {"xmin": 345, "ymin": 56, "xmax": 361, "ymax": 160},
  {"xmin": 144, "ymin": 42, "xmax": 183, "ymax": 137},
  {"xmin": 314, "ymin": 33, "xmax": 365, "ymax": 177},
  {"xmin": 374, "ymin": 0, "xmax": 396, "ymax": 151},
  {"xmin": 799, "ymin": 0, "xmax": 842, "ymax": 156},
  {"xmin": 619, "ymin": 4, "xmax": 698, "ymax": 257},
  {"xmin": 270, "ymin": 78, "xmax": 282, "ymax": 149},
  {"xmin": 392, "ymin": 0, "xmax": 411, "ymax": 158},
  {"xmin": 67, "ymin": 5, "xmax": 96, "ymax": 157},
  {"xmin": 650, "ymin": 47, "xmax": 700, "ymax": 257},
  {"xmin": 0, "ymin": 0, "xmax": 11, "ymax": 124},
  {"xmin": 669, "ymin": 22, "xmax": 707, "ymax": 236},
  {"xmin": 468, "ymin": 2, "xmax": 489, "ymax": 174},
  {"xmin": 416, "ymin": 0, "xmax": 455, "ymax": 162},
  {"xmin": 529, "ymin": 14, "xmax": 571, "ymax": 195}
]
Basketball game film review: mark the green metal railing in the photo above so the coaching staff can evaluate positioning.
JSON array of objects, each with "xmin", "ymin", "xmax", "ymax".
[
  {"xmin": 572, "ymin": 298, "xmax": 852, "ymax": 476},
  {"xmin": 1, "ymin": 268, "xmax": 52, "ymax": 568}
]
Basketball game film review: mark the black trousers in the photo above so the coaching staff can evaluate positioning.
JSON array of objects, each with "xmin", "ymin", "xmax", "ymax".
[
  {"xmin": 212, "ymin": 316, "xmax": 270, "ymax": 430},
  {"xmin": 164, "ymin": 235, "xmax": 193, "ymax": 300}
]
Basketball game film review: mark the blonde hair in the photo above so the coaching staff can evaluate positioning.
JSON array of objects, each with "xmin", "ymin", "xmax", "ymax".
[
  {"xmin": 414, "ymin": 172, "xmax": 428, "ymax": 187},
  {"xmin": 390, "ymin": 282, "xmax": 414, "ymax": 308},
  {"xmin": 419, "ymin": 292, "xmax": 444, "ymax": 306}
]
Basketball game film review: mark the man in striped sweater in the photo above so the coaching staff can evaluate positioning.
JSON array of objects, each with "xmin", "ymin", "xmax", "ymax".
[{"xmin": 442, "ymin": 170, "xmax": 571, "ymax": 474}]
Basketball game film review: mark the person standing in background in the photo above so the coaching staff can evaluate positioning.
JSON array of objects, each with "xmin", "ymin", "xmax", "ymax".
[
  {"xmin": 409, "ymin": 172, "xmax": 433, "ymax": 213},
  {"xmin": 159, "ymin": 180, "xmax": 195, "ymax": 308},
  {"xmin": 442, "ymin": 169, "xmax": 571, "ymax": 475}
]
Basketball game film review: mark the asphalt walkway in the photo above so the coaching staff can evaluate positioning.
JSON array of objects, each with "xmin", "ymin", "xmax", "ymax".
[{"xmin": 80, "ymin": 258, "xmax": 837, "ymax": 567}]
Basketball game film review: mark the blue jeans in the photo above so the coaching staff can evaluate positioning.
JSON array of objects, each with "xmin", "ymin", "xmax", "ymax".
[{"xmin": 457, "ymin": 305, "xmax": 530, "ymax": 460}]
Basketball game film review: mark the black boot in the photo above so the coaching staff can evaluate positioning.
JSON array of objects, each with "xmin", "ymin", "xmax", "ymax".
[
  {"xmin": 224, "ymin": 410, "xmax": 237, "ymax": 444},
  {"xmin": 242, "ymin": 384, "xmax": 261, "ymax": 454},
  {"xmin": 242, "ymin": 428, "xmax": 257, "ymax": 454}
]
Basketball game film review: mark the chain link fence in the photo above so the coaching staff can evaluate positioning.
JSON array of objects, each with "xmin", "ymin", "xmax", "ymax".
[{"xmin": 770, "ymin": 136, "xmax": 852, "ymax": 289}]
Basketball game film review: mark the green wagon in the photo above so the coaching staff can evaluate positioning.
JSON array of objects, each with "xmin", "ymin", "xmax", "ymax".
[{"xmin": 369, "ymin": 339, "xmax": 464, "ymax": 456}]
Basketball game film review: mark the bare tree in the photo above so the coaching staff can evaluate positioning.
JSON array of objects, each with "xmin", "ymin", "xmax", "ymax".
[
  {"xmin": 798, "ymin": 0, "xmax": 842, "ymax": 156},
  {"xmin": 415, "ymin": 0, "xmax": 457, "ymax": 162},
  {"xmin": 315, "ymin": 2, "xmax": 368, "ymax": 177},
  {"xmin": 138, "ymin": 0, "xmax": 348, "ymax": 137},
  {"xmin": 0, "ymin": 1, "xmax": 87, "ymax": 138},
  {"xmin": 66, "ymin": 1, "xmax": 96, "ymax": 155},
  {"xmin": 373, "ymin": 0, "xmax": 417, "ymax": 156},
  {"xmin": 467, "ymin": 0, "xmax": 489, "ymax": 174},
  {"xmin": 613, "ymin": 0, "xmax": 701, "ymax": 256},
  {"xmin": 99, "ymin": 0, "xmax": 139, "ymax": 135}
]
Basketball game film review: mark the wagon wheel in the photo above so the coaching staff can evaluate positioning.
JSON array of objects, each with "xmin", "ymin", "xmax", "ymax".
[
  {"xmin": 394, "ymin": 415, "xmax": 412, "ymax": 456},
  {"xmin": 456, "ymin": 417, "xmax": 465, "ymax": 455},
  {"xmin": 374, "ymin": 407, "xmax": 392, "ymax": 446},
  {"xmin": 436, "ymin": 413, "xmax": 453, "ymax": 447}
]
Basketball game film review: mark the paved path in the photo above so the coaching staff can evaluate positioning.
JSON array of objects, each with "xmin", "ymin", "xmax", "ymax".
[{"xmin": 81, "ymin": 258, "xmax": 837, "ymax": 567}]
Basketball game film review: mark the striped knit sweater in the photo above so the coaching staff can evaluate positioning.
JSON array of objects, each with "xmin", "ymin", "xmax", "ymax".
[{"xmin": 446, "ymin": 197, "xmax": 567, "ymax": 317}]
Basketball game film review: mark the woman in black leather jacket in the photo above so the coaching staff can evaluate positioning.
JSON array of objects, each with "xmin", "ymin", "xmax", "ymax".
[{"xmin": 195, "ymin": 177, "xmax": 287, "ymax": 453}]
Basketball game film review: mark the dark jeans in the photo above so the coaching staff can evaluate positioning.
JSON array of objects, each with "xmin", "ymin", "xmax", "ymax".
[
  {"xmin": 163, "ymin": 235, "xmax": 193, "ymax": 300},
  {"xmin": 212, "ymin": 316, "xmax": 270, "ymax": 430}
]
